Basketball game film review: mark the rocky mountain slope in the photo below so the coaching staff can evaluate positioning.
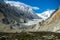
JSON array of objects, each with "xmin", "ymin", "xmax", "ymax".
[
  {"xmin": 0, "ymin": 1, "xmax": 60, "ymax": 33},
  {"xmin": 0, "ymin": 7, "xmax": 60, "ymax": 33},
  {"xmin": 25, "ymin": 7, "xmax": 60, "ymax": 32},
  {"xmin": 37, "ymin": 7, "xmax": 60, "ymax": 32},
  {"xmin": 0, "ymin": 1, "xmax": 40, "ymax": 32},
  {"xmin": 0, "ymin": 2, "xmax": 40, "ymax": 23}
]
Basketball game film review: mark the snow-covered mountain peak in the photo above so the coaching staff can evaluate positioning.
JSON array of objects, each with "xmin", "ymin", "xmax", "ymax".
[
  {"xmin": 37, "ymin": 10, "xmax": 55, "ymax": 20},
  {"xmin": 4, "ymin": 1, "xmax": 40, "ymax": 15}
]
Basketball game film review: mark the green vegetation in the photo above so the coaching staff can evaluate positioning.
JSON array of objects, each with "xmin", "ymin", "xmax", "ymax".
[{"xmin": 0, "ymin": 32, "xmax": 60, "ymax": 40}]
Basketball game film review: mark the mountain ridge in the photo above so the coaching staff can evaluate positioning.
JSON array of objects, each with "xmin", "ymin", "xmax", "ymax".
[{"xmin": 0, "ymin": 2, "xmax": 40, "ymax": 24}]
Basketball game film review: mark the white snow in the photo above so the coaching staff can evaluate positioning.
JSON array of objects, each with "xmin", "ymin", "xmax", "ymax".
[
  {"xmin": 4, "ymin": 1, "xmax": 40, "ymax": 14},
  {"xmin": 4, "ymin": 1, "xmax": 39, "ymax": 10},
  {"xmin": 37, "ymin": 10, "xmax": 55, "ymax": 20}
]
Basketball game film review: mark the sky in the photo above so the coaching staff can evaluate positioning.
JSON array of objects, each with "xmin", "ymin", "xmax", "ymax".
[{"xmin": 0, "ymin": 0, "xmax": 60, "ymax": 13}]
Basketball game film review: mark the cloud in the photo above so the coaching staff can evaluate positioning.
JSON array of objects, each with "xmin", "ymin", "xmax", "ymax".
[
  {"xmin": 4, "ymin": 1, "xmax": 40, "ymax": 10},
  {"xmin": 31, "ymin": 7, "xmax": 39, "ymax": 10}
]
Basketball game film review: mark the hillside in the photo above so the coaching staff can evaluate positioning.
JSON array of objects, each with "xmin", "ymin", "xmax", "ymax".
[{"xmin": 38, "ymin": 7, "xmax": 60, "ymax": 32}]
